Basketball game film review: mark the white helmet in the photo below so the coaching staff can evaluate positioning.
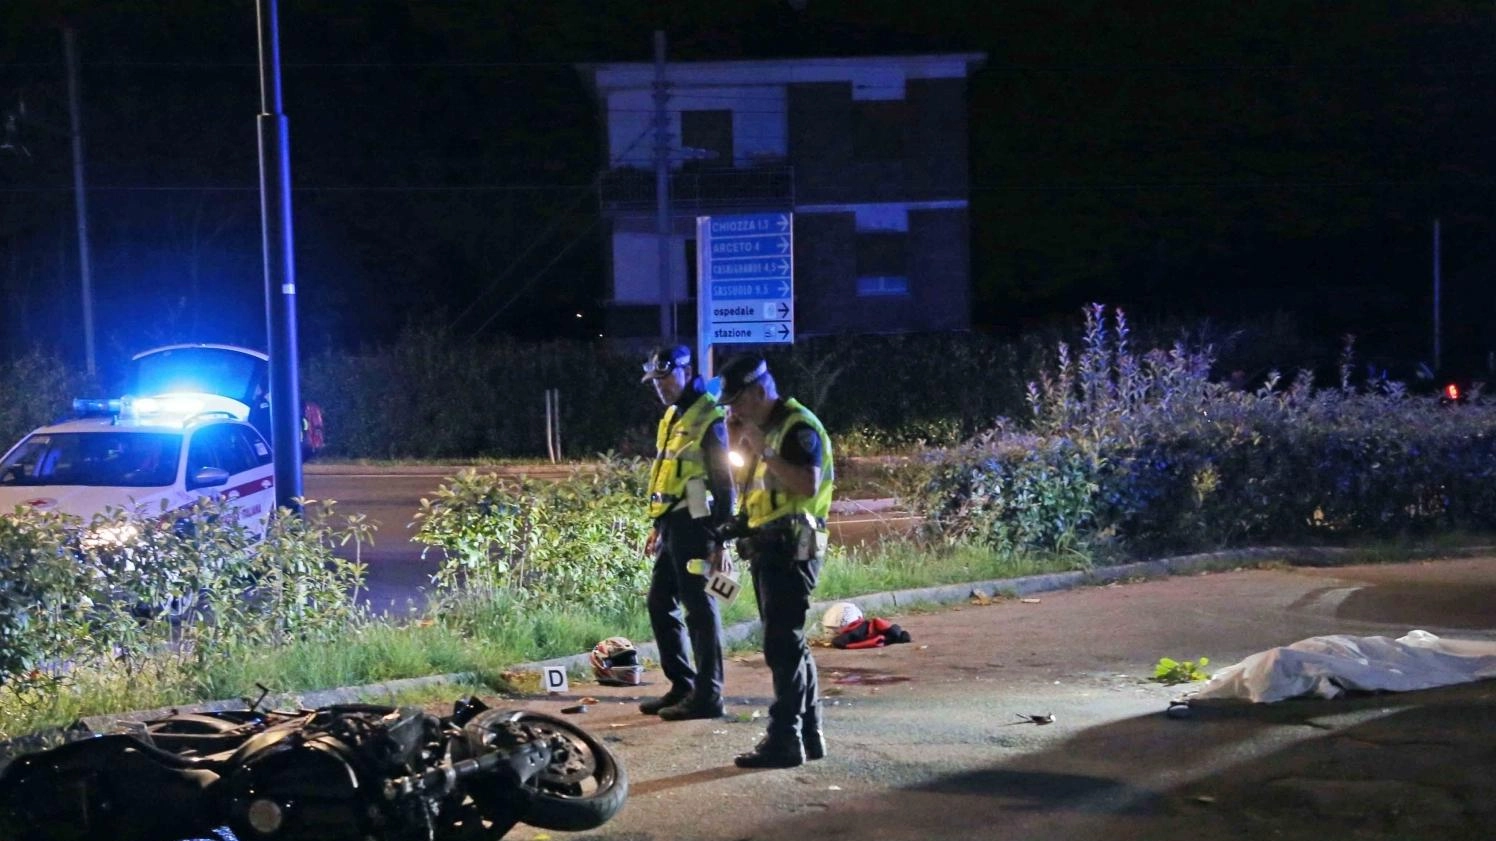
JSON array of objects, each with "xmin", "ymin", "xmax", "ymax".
[
  {"xmin": 590, "ymin": 636, "xmax": 644, "ymax": 686},
  {"xmin": 821, "ymin": 602, "xmax": 863, "ymax": 633}
]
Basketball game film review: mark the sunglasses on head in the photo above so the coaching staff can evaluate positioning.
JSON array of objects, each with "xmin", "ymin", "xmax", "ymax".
[{"xmin": 642, "ymin": 359, "xmax": 684, "ymax": 375}]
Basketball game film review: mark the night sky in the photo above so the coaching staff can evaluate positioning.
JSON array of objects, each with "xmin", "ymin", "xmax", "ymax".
[{"xmin": 2, "ymin": 1, "xmax": 1493, "ymax": 379}]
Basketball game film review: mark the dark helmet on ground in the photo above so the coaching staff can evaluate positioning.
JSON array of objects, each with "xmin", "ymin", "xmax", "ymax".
[
  {"xmin": 640, "ymin": 344, "xmax": 693, "ymax": 383},
  {"xmin": 717, "ymin": 354, "xmax": 769, "ymax": 404}
]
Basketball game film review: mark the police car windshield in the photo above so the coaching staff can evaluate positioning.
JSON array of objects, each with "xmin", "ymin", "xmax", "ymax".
[{"xmin": 0, "ymin": 432, "xmax": 182, "ymax": 488}]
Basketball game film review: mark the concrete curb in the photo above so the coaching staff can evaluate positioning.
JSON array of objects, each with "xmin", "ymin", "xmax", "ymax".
[{"xmin": 6, "ymin": 542, "xmax": 1490, "ymax": 760}]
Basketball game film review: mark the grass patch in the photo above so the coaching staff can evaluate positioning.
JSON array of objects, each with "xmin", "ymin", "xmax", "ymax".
[
  {"xmin": 1323, "ymin": 530, "xmax": 1496, "ymax": 565},
  {"xmin": 818, "ymin": 541, "xmax": 1085, "ymax": 598},
  {"xmin": 5, "ymin": 531, "xmax": 1479, "ymax": 743}
]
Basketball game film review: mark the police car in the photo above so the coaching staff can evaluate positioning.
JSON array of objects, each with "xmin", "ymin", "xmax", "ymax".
[
  {"xmin": 127, "ymin": 343, "xmax": 325, "ymax": 457},
  {"xmin": 0, "ymin": 392, "xmax": 276, "ymax": 543}
]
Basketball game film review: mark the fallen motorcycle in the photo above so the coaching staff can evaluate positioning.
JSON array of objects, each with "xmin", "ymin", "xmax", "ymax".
[{"xmin": 0, "ymin": 693, "xmax": 626, "ymax": 841}]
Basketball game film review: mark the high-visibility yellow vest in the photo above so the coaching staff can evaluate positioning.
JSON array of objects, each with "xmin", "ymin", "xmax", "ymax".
[
  {"xmin": 740, "ymin": 398, "xmax": 834, "ymax": 529},
  {"xmin": 646, "ymin": 391, "xmax": 724, "ymax": 519}
]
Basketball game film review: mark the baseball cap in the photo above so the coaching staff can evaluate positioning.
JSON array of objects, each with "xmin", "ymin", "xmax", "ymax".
[
  {"xmin": 717, "ymin": 354, "xmax": 769, "ymax": 404},
  {"xmin": 640, "ymin": 344, "xmax": 693, "ymax": 383}
]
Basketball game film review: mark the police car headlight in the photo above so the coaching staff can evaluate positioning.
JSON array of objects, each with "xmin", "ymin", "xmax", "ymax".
[{"xmin": 82, "ymin": 522, "xmax": 141, "ymax": 549}]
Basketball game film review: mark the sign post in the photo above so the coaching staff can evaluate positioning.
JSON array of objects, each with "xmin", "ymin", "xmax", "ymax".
[{"xmin": 696, "ymin": 212, "xmax": 794, "ymax": 377}]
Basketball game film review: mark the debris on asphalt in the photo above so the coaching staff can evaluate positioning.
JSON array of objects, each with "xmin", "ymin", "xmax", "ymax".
[
  {"xmin": 1166, "ymin": 701, "xmax": 1193, "ymax": 719},
  {"xmin": 828, "ymin": 785, "xmax": 842, "ymax": 791},
  {"xmin": 1020, "ymin": 598, "xmax": 1042, "ymax": 604},
  {"xmin": 560, "ymin": 704, "xmax": 587, "ymax": 715},
  {"xmin": 1014, "ymin": 713, "xmax": 1055, "ymax": 725}
]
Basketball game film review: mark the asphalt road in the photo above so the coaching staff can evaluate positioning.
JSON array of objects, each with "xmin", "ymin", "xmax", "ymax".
[
  {"xmin": 489, "ymin": 557, "xmax": 1496, "ymax": 841},
  {"xmin": 302, "ymin": 466, "xmax": 915, "ymax": 614}
]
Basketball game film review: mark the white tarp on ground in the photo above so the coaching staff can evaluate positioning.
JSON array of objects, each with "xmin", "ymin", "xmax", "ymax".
[{"xmin": 1194, "ymin": 630, "xmax": 1496, "ymax": 703}]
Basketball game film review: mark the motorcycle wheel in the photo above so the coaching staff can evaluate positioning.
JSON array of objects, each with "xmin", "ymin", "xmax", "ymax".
[{"xmin": 464, "ymin": 709, "xmax": 628, "ymax": 832}]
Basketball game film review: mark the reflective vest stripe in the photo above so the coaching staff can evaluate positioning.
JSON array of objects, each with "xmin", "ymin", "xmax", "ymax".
[
  {"xmin": 741, "ymin": 398, "xmax": 835, "ymax": 529},
  {"xmin": 647, "ymin": 393, "xmax": 724, "ymax": 519}
]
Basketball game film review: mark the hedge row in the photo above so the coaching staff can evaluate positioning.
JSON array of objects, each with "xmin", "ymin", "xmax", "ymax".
[
  {"xmin": 298, "ymin": 328, "xmax": 1032, "ymax": 459},
  {"xmin": 910, "ymin": 305, "xmax": 1496, "ymax": 558},
  {"xmin": 1, "ymin": 316, "xmax": 1341, "ymax": 461}
]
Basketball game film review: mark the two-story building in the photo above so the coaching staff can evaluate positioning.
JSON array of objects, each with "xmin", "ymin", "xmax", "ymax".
[{"xmin": 578, "ymin": 52, "xmax": 986, "ymax": 341}]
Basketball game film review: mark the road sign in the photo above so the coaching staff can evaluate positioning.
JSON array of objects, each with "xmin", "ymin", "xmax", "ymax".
[
  {"xmin": 697, "ymin": 212, "xmax": 794, "ymax": 363},
  {"xmin": 706, "ymin": 321, "xmax": 793, "ymax": 343},
  {"xmin": 707, "ymin": 300, "xmax": 793, "ymax": 323},
  {"xmin": 710, "ymin": 280, "xmax": 791, "ymax": 300},
  {"xmin": 708, "ymin": 256, "xmax": 790, "ymax": 280}
]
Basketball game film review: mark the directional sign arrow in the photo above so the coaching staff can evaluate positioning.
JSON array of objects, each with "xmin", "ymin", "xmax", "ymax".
[
  {"xmin": 771, "ymin": 324, "xmax": 790, "ymax": 340},
  {"xmin": 776, "ymin": 214, "xmax": 790, "ymax": 231},
  {"xmin": 776, "ymin": 236, "xmax": 790, "ymax": 253},
  {"xmin": 777, "ymin": 280, "xmax": 790, "ymax": 296}
]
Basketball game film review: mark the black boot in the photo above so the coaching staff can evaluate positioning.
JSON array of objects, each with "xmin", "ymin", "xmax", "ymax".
[
  {"xmin": 734, "ymin": 734, "xmax": 805, "ymax": 769},
  {"xmin": 639, "ymin": 688, "xmax": 690, "ymax": 715},
  {"xmin": 802, "ymin": 728, "xmax": 826, "ymax": 761},
  {"xmin": 658, "ymin": 697, "xmax": 725, "ymax": 721},
  {"xmin": 802, "ymin": 703, "xmax": 825, "ymax": 760}
]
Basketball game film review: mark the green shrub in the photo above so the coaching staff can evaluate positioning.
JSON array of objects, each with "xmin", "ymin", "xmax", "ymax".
[
  {"xmin": 412, "ymin": 456, "xmax": 652, "ymax": 618},
  {"xmin": 914, "ymin": 304, "xmax": 1496, "ymax": 558},
  {"xmin": 0, "ymin": 499, "xmax": 374, "ymax": 736},
  {"xmin": 0, "ymin": 351, "xmax": 90, "ymax": 451}
]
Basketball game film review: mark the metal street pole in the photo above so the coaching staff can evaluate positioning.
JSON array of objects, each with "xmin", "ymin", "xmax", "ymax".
[
  {"xmin": 653, "ymin": 30, "xmax": 675, "ymax": 342},
  {"xmin": 1433, "ymin": 218, "xmax": 1441, "ymax": 373},
  {"xmin": 255, "ymin": 0, "xmax": 304, "ymax": 511},
  {"xmin": 62, "ymin": 27, "xmax": 96, "ymax": 379}
]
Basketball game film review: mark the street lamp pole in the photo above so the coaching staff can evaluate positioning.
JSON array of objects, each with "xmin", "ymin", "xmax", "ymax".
[
  {"xmin": 255, "ymin": 0, "xmax": 304, "ymax": 511},
  {"xmin": 62, "ymin": 27, "xmax": 96, "ymax": 379}
]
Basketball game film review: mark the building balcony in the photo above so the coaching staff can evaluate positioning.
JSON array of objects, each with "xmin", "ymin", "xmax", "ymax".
[{"xmin": 599, "ymin": 165, "xmax": 795, "ymax": 213}]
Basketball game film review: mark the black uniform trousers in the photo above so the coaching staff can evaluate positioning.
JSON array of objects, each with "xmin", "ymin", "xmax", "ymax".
[
  {"xmin": 646, "ymin": 511, "xmax": 724, "ymax": 704},
  {"xmin": 750, "ymin": 548, "xmax": 823, "ymax": 741}
]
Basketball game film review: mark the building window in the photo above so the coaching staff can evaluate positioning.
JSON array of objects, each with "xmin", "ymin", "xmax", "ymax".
[
  {"xmin": 851, "ymin": 101, "xmax": 908, "ymax": 161},
  {"xmin": 681, "ymin": 110, "xmax": 733, "ymax": 168},
  {"xmin": 856, "ymin": 232, "xmax": 909, "ymax": 297},
  {"xmin": 856, "ymin": 276, "xmax": 909, "ymax": 297}
]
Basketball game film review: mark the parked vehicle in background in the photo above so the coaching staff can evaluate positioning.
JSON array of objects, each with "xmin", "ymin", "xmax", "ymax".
[{"xmin": 0, "ymin": 396, "xmax": 276, "ymax": 541}]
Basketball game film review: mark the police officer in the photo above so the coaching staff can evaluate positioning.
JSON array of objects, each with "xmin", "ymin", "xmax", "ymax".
[
  {"xmin": 638, "ymin": 345, "xmax": 736, "ymax": 720},
  {"xmin": 717, "ymin": 353, "xmax": 834, "ymax": 768}
]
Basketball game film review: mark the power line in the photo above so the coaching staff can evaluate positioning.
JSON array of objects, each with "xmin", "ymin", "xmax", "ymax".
[
  {"xmin": 471, "ymin": 214, "xmax": 602, "ymax": 336},
  {"xmin": 2, "ymin": 59, "xmax": 1492, "ymax": 73},
  {"xmin": 5, "ymin": 175, "xmax": 1490, "ymax": 198},
  {"xmin": 447, "ymin": 125, "xmax": 653, "ymax": 330},
  {"xmin": 0, "ymin": 183, "xmax": 598, "ymax": 193}
]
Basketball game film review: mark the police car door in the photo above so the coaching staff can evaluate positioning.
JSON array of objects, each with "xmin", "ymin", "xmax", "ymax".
[{"xmin": 184, "ymin": 423, "xmax": 275, "ymax": 538}]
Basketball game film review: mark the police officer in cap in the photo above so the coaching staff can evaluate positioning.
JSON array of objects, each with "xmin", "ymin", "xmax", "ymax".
[
  {"xmin": 717, "ymin": 353, "xmax": 834, "ymax": 768},
  {"xmin": 638, "ymin": 345, "xmax": 736, "ymax": 720}
]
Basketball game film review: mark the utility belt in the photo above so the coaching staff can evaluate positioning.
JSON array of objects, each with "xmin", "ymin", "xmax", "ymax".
[
  {"xmin": 733, "ymin": 512, "xmax": 828, "ymax": 564},
  {"xmin": 649, "ymin": 477, "xmax": 712, "ymax": 520}
]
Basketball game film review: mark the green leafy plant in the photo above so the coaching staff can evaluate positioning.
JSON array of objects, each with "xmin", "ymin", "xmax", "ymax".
[
  {"xmin": 412, "ymin": 459, "xmax": 652, "ymax": 619},
  {"xmin": 1153, "ymin": 656, "xmax": 1211, "ymax": 684}
]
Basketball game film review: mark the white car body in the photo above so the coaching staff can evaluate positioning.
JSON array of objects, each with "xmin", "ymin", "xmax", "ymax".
[{"xmin": 0, "ymin": 411, "xmax": 276, "ymax": 537}]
